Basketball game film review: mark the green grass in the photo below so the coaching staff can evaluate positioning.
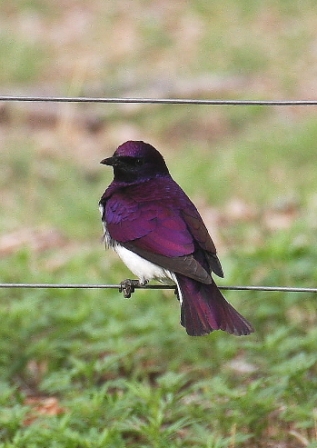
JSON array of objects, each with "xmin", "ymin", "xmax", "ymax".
[
  {"xmin": 1, "ymin": 1, "xmax": 317, "ymax": 446},
  {"xmin": 1, "ymin": 116, "xmax": 317, "ymax": 447}
]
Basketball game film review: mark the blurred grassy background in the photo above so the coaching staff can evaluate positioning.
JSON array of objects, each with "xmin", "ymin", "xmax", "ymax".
[{"xmin": 1, "ymin": 1, "xmax": 317, "ymax": 447}]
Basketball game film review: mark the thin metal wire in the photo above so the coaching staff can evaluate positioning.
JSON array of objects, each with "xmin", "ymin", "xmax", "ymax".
[
  {"xmin": 0, "ymin": 283, "xmax": 316, "ymax": 293},
  {"xmin": 1, "ymin": 96, "xmax": 317, "ymax": 106},
  {"xmin": 1, "ymin": 94, "xmax": 315, "ymax": 293}
]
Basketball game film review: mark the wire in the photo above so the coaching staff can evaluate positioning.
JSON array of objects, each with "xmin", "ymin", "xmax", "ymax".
[
  {"xmin": 0, "ymin": 283, "xmax": 316, "ymax": 293},
  {"xmin": 1, "ymin": 96, "xmax": 317, "ymax": 106},
  {"xmin": 1, "ymin": 94, "xmax": 315, "ymax": 293}
]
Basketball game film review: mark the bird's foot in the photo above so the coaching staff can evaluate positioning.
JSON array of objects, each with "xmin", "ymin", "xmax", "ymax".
[{"xmin": 119, "ymin": 279, "xmax": 148, "ymax": 298}]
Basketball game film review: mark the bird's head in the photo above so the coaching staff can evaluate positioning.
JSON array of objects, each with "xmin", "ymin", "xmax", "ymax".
[{"xmin": 101, "ymin": 140, "xmax": 169, "ymax": 183}]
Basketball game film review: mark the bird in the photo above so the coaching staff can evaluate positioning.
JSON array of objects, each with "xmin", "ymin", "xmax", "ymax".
[{"xmin": 99, "ymin": 140, "xmax": 253, "ymax": 336}]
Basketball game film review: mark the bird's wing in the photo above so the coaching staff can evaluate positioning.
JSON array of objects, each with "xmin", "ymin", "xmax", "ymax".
[
  {"xmin": 181, "ymin": 209, "xmax": 224, "ymax": 278},
  {"xmin": 103, "ymin": 189, "xmax": 212, "ymax": 284}
]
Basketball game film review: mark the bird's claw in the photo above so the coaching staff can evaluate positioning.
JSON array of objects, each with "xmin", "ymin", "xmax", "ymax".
[{"xmin": 119, "ymin": 279, "xmax": 141, "ymax": 298}]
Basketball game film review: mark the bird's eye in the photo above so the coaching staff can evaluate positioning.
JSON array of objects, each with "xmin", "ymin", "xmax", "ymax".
[{"xmin": 119, "ymin": 156, "xmax": 145, "ymax": 167}]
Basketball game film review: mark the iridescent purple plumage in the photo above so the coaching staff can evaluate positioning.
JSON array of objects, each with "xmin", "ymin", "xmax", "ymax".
[{"xmin": 99, "ymin": 140, "xmax": 253, "ymax": 336}]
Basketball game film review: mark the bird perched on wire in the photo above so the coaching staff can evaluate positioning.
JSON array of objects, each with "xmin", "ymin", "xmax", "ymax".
[{"xmin": 99, "ymin": 140, "xmax": 253, "ymax": 336}]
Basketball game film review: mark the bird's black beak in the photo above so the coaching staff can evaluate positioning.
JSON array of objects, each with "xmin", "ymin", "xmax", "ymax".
[{"xmin": 100, "ymin": 156, "xmax": 116, "ymax": 166}]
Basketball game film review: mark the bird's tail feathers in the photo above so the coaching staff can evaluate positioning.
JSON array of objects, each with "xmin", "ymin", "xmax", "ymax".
[{"xmin": 176, "ymin": 275, "xmax": 253, "ymax": 336}]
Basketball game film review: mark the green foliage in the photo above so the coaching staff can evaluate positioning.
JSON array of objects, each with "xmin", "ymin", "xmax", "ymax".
[{"xmin": 1, "ymin": 219, "xmax": 317, "ymax": 446}]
